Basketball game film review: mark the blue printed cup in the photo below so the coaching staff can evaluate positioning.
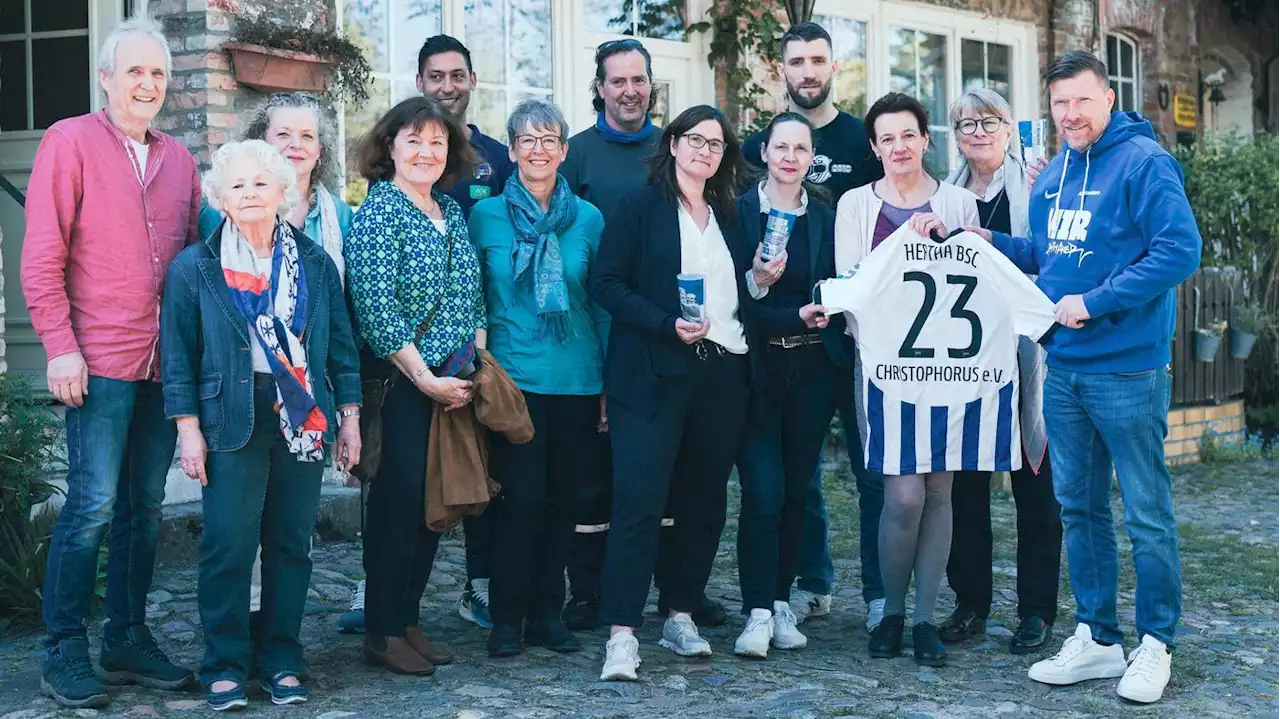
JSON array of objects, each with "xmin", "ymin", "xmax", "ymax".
[{"xmin": 677, "ymin": 273, "xmax": 706, "ymax": 324}]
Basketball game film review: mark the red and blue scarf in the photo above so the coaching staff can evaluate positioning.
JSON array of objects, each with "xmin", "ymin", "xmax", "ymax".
[{"xmin": 221, "ymin": 220, "xmax": 327, "ymax": 461}]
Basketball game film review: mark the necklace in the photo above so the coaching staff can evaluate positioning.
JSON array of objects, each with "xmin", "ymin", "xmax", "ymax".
[{"xmin": 979, "ymin": 190, "xmax": 1006, "ymax": 230}]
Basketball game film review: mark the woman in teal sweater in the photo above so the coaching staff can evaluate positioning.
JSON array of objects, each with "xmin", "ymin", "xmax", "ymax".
[{"xmin": 469, "ymin": 99, "xmax": 609, "ymax": 658}]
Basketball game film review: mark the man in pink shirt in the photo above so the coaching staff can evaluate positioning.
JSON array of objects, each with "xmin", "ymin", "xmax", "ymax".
[{"xmin": 20, "ymin": 16, "xmax": 200, "ymax": 709}]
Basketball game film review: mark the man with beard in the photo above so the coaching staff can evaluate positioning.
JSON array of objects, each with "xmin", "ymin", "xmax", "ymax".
[
  {"xmin": 742, "ymin": 21, "xmax": 886, "ymax": 635},
  {"xmin": 558, "ymin": 39, "xmax": 729, "ymax": 633}
]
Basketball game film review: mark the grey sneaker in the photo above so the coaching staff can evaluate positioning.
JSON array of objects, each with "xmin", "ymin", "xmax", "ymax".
[
  {"xmin": 96, "ymin": 626, "xmax": 193, "ymax": 690},
  {"xmin": 658, "ymin": 614, "xmax": 712, "ymax": 657},
  {"xmin": 42, "ymin": 638, "xmax": 109, "ymax": 709}
]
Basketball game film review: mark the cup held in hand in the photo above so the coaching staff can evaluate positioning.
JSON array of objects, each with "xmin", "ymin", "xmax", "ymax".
[{"xmin": 677, "ymin": 273, "xmax": 707, "ymax": 324}]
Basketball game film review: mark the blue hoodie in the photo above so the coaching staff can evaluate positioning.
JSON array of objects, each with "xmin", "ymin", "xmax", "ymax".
[{"xmin": 992, "ymin": 111, "xmax": 1202, "ymax": 374}]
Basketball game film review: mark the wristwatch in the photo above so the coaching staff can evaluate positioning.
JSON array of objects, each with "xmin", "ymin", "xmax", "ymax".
[{"xmin": 338, "ymin": 408, "xmax": 360, "ymax": 419}]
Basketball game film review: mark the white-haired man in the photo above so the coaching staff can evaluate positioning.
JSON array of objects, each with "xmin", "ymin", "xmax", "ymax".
[{"xmin": 21, "ymin": 16, "xmax": 200, "ymax": 709}]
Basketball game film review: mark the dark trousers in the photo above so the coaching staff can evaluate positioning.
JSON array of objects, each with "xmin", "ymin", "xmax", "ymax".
[
  {"xmin": 42, "ymin": 377, "xmax": 175, "ymax": 645},
  {"xmin": 566, "ymin": 443, "xmax": 611, "ymax": 601},
  {"xmin": 947, "ymin": 453, "xmax": 1062, "ymax": 621},
  {"xmin": 199, "ymin": 376, "xmax": 323, "ymax": 685},
  {"xmin": 463, "ymin": 511, "xmax": 494, "ymax": 583},
  {"xmin": 363, "ymin": 379, "xmax": 442, "ymax": 637},
  {"xmin": 599, "ymin": 349, "xmax": 751, "ymax": 629},
  {"xmin": 489, "ymin": 393, "xmax": 604, "ymax": 624},
  {"xmin": 737, "ymin": 345, "xmax": 838, "ymax": 612}
]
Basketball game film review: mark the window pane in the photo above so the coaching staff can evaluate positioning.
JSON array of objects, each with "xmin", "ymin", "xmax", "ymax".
[
  {"xmin": 1106, "ymin": 35, "xmax": 1117, "ymax": 75},
  {"xmin": 585, "ymin": 0, "xmax": 635, "ymax": 35},
  {"xmin": 1121, "ymin": 83, "xmax": 1134, "ymax": 112},
  {"xmin": 394, "ymin": 0, "xmax": 442, "ymax": 75},
  {"xmin": 470, "ymin": 86, "xmax": 507, "ymax": 140},
  {"xmin": 926, "ymin": 129, "xmax": 948, "ymax": 178},
  {"xmin": 987, "ymin": 43, "xmax": 1011, "ymax": 103},
  {"xmin": 343, "ymin": 77, "xmax": 390, "ymax": 205},
  {"xmin": 1120, "ymin": 39, "xmax": 1133, "ymax": 78},
  {"xmin": 344, "ymin": 0, "xmax": 390, "ymax": 74},
  {"xmin": 961, "ymin": 39, "xmax": 984, "ymax": 93},
  {"xmin": 0, "ymin": 0, "xmax": 25, "ymax": 34},
  {"xmin": 32, "ymin": 1, "xmax": 87, "ymax": 32},
  {"xmin": 818, "ymin": 15, "xmax": 868, "ymax": 118},
  {"xmin": 651, "ymin": 80, "xmax": 670, "ymax": 127},
  {"xmin": 918, "ymin": 32, "xmax": 947, "ymax": 125},
  {"xmin": 33, "ymin": 37, "xmax": 89, "ymax": 130},
  {"xmin": 0, "ymin": 40, "xmax": 27, "ymax": 131},
  {"xmin": 509, "ymin": 0, "xmax": 552, "ymax": 89},
  {"xmin": 464, "ymin": 0, "xmax": 505, "ymax": 83},
  {"xmin": 636, "ymin": 0, "xmax": 686, "ymax": 41},
  {"xmin": 393, "ymin": 76, "xmax": 421, "ymax": 104},
  {"xmin": 888, "ymin": 27, "xmax": 917, "ymax": 97}
]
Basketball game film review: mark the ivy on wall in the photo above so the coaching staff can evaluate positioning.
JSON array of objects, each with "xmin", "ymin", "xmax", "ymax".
[{"xmin": 690, "ymin": 0, "xmax": 787, "ymax": 134}]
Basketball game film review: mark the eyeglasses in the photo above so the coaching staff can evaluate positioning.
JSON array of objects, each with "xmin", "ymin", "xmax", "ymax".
[
  {"xmin": 514, "ymin": 135, "xmax": 564, "ymax": 152},
  {"xmin": 597, "ymin": 38, "xmax": 645, "ymax": 54},
  {"xmin": 682, "ymin": 133, "xmax": 726, "ymax": 154},
  {"xmin": 955, "ymin": 117, "xmax": 1006, "ymax": 135}
]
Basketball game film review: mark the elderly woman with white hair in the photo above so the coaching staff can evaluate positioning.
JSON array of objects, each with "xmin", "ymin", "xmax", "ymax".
[
  {"xmin": 161, "ymin": 139, "xmax": 362, "ymax": 710},
  {"xmin": 933, "ymin": 87, "xmax": 1062, "ymax": 655},
  {"xmin": 468, "ymin": 98, "xmax": 608, "ymax": 658}
]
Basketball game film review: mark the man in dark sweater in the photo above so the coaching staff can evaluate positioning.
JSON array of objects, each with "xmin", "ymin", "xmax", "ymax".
[
  {"xmin": 559, "ymin": 39, "xmax": 728, "ymax": 633},
  {"xmin": 742, "ymin": 22, "xmax": 887, "ymax": 634}
]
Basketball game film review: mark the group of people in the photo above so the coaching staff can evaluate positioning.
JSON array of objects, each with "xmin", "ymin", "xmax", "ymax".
[{"xmin": 23, "ymin": 13, "xmax": 1201, "ymax": 713}]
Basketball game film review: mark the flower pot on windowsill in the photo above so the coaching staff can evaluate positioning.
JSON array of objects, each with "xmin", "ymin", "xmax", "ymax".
[
  {"xmin": 1194, "ymin": 329, "xmax": 1223, "ymax": 362},
  {"xmin": 1228, "ymin": 327, "xmax": 1257, "ymax": 359},
  {"xmin": 223, "ymin": 42, "xmax": 336, "ymax": 94}
]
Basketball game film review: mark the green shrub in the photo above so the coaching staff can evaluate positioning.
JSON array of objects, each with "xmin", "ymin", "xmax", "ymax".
[
  {"xmin": 1246, "ymin": 404, "xmax": 1279, "ymax": 440},
  {"xmin": 1198, "ymin": 429, "xmax": 1279, "ymax": 463},
  {"xmin": 0, "ymin": 373, "xmax": 65, "ymax": 624}
]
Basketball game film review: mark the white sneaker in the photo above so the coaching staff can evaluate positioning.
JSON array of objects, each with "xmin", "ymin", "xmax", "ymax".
[
  {"xmin": 1028, "ymin": 623, "xmax": 1127, "ymax": 686},
  {"xmin": 600, "ymin": 632, "xmax": 641, "ymax": 681},
  {"xmin": 734, "ymin": 613, "xmax": 773, "ymax": 658},
  {"xmin": 789, "ymin": 590, "xmax": 831, "ymax": 623},
  {"xmin": 865, "ymin": 598, "xmax": 886, "ymax": 633},
  {"xmin": 658, "ymin": 614, "xmax": 713, "ymax": 657},
  {"xmin": 1116, "ymin": 635, "xmax": 1172, "ymax": 703},
  {"xmin": 771, "ymin": 601, "xmax": 808, "ymax": 650}
]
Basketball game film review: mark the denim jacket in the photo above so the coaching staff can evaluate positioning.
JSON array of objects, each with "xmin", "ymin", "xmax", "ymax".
[{"xmin": 160, "ymin": 220, "xmax": 362, "ymax": 452}]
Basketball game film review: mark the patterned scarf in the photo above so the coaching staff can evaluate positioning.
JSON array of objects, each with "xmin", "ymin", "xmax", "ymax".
[
  {"xmin": 503, "ymin": 173, "xmax": 578, "ymax": 342},
  {"xmin": 221, "ymin": 219, "xmax": 327, "ymax": 461},
  {"xmin": 313, "ymin": 185, "xmax": 345, "ymax": 282}
]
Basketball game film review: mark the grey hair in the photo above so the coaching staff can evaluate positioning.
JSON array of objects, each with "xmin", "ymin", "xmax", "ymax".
[
  {"xmin": 949, "ymin": 88, "xmax": 1020, "ymax": 161},
  {"xmin": 505, "ymin": 98, "xmax": 569, "ymax": 146},
  {"xmin": 242, "ymin": 92, "xmax": 342, "ymax": 192},
  {"xmin": 97, "ymin": 15, "xmax": 172, "ymax": 76},
  {"xmin": 202, "ymin": 140, "xmax": 301, "ymax": 217}
]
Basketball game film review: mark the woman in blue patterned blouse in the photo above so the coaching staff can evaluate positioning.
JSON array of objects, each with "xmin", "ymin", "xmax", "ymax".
[{"xmin": 344, "ymin": 97, "xmax": 484, "ymax": 676}]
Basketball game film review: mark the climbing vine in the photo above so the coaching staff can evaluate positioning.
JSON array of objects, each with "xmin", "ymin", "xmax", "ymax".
[{"xmin": 689, "ymin": 0, "xmax": 787, "ymax": 134}]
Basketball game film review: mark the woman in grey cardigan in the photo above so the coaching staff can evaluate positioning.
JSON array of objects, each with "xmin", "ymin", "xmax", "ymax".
[{"xmin": 935, "ymin": 88, "xmax": 1062, "ymax": 655}]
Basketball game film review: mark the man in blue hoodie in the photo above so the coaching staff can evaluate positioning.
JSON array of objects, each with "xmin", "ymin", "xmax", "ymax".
[{"xmin": 967, "ymin": 51, "xmax": 1201, "ymax": 704}]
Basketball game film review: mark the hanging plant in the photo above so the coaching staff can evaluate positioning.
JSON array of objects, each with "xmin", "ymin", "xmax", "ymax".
[{"xmin": 226, "ymin": 15, "xmax": 373, "ymax": 106}]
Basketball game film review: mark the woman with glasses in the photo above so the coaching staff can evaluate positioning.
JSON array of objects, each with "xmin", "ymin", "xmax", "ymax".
[
  {"xmin": 933, "ymin": 88, "xmax": 1062, "ymax": 655},
  {"xmin": 592, "ymin": 105, "xmax": 758, "ymax": 681},
  {"xmin": 834, "ymin": 92, "xmax": 978, "ymax": 667},
  {"xmin": 468, "ymin": 99, "xmax": 609, "ymax": 658}
]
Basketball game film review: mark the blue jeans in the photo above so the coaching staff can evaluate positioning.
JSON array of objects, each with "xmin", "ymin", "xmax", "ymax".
[
  {"xmin": 1043, "ymin": 366, "xmax": 1181, "ymax": 648},
  {"xmin": 796, "ymin": 390, "xmax": 884, "ymax": 603},
  {"xmin": 42, "ymin": 377, "xmax": 176, "ymax": 645},
  {"xmin": 199, "ymin": 377, "xmax": 323, "ymax": 684}
]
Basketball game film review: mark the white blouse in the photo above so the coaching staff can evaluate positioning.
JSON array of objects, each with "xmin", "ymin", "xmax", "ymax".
[{"xmin": 677, "ymin": 206, "xmax": 748, "ymax": 354}]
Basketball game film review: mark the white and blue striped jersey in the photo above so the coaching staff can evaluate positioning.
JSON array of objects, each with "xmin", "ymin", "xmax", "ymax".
[{"xmin": 818, "ymin": 227, "xmax": 1055, "ymax": 475}]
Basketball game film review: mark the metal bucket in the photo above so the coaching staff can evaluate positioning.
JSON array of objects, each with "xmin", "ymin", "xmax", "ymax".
[
  {"xmin": 1194, "ymin": 329, "xmax": 1222, "ymax": 362},
  {"xmin": 1229, "ymin": 328, "xmax": 1257, "ymax": 359}
]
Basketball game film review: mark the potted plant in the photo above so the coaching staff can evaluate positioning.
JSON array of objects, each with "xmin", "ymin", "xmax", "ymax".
[
  {"xmin": 223, "ymin": 16, "xmax": 371, "ymax": 104},
  {"xmin": 1229, "ymin": 302, "xmax": 1266, "ymax": 359},
  {"xmin": 1194, "ymin": 319, "xmax": 1228, "ymax": 362}
]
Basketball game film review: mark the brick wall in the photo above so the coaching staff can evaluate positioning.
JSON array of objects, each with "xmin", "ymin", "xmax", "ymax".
[{"xmin": 1164, "ymin": 400, "xmax": 1247, "ymax": 464}]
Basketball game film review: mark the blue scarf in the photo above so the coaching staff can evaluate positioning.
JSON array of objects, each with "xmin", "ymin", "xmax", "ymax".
[
  {"xmin": 594, "ymin": 112, "xmax": 656, "ymax": 144},
  {"xmin": 503, "ymin": 173, "xmax": 579, "ymax": 342}
]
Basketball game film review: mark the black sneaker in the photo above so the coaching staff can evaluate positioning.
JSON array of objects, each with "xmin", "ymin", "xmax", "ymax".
[
  {"xmin": 42, "ymin": 638, "xmax": 109, "ymax": 709},
  {"xmin": 937, "ymin": 605, "xmax": 986, "ymax": 644},
  {"xmin": 912, "ymin": 622, "xmax": 947, "ymax": 667},
  {"xmin": 525, "ymin": 616, "xmax": 582, "ymax": 653},
  {"xmin": 486, "ymin": 622, "xmax": 523, "ymax": 658},
  {"xmin": 868, "ymin": 614, "xmax": 905, "ymax": 659},
  {"xmin": 562, "ymin": 595, "xmax": 600, "ymax": 631},
  {"xmin": 96, "ymin": 626, "xmax": 194, "ymax": 690},
  {"xmin": 1010, "ymin": 616, "xmax": 1053, "ymax": 655},
  {"xmin": 657, "ymin": 594, "xmax": 728, "ymax": 628}
]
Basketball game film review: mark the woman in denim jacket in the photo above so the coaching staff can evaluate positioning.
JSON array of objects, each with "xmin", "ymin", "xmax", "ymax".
[{"xmin": 160, "ymin": 140, "xmax": 362, "ymax": 710}]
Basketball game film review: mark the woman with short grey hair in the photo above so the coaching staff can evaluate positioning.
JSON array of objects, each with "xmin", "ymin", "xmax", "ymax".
[
  {"xmin": 936, "ymin": 87, "xmax": 1062, "ymax": 655},
  {"xmin": 469, "ymin": 98, "xmax": 609, "ymax": 657},
  {"xmin": 162, "ymin": 139, "xmax": 362, "ymax": 709}
]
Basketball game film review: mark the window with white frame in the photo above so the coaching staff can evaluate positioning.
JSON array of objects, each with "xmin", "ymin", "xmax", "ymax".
[
  {"xmin": 960, "ymin": 39, "xmax": 1011, "ymax": 104},
  {"xmin": 888, "ymin": 27, "xmax": 949, "ymax": 176},
  {"xmin": 1106, "ymin": 33, "xmax": 1140, "ymax": 112},
  {"xmin": 0, "ymin": 0, "xmax": 91, "ymax": 131},
  {"xmin": 814, "ymin": 14, "xmax": 869, "ymax": 118},
  {"xmin": 342, "ymin": 0, "xmax": 553, "ymax": 199},
  {"xmin": 584, "ymin": 0, "xmax": 688, "ymax": 41}
]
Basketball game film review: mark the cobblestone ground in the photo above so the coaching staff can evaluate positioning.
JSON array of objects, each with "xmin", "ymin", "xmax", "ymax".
[{"xmin": 1, "ymin": 460, "xmax": 1276, "ymax": 718}]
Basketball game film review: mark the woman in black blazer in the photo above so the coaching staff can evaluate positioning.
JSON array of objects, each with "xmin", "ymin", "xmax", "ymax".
[
  {"xmin": 729, "ymin": 113, "xmax": 850, "ymax": 659},
  {"xmin": 591, "ymin": 105, "xmax": 758, "ymax": 681}
]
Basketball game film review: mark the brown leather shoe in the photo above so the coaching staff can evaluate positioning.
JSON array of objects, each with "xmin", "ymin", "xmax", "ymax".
[
  {"xmin": 362, "ymin": 635, "xmax": 434, "ymax": 675},
  {"xmin": 404, "ymin": 626, "xmax": 454, "ymax": 666}
]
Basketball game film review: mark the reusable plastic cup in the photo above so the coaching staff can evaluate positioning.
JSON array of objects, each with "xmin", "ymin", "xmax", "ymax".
[
  {"xmin": 762, "ymin": 209, "xmax": 797, "ymax": 261},
  {"xmin": 1019, "ymin": 119, "xmax": 1047, "ymax": 165},
  {"xmin": 677, "ymin": 273, "xmax": 706, "ymax": 324}
]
